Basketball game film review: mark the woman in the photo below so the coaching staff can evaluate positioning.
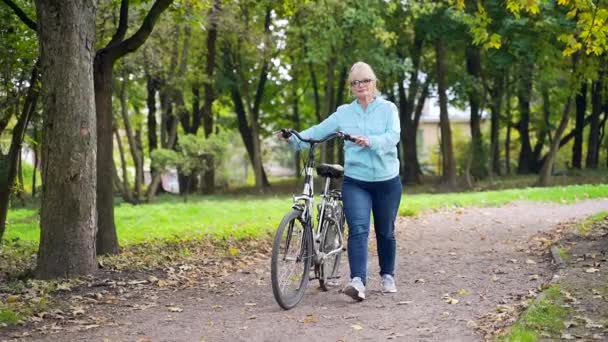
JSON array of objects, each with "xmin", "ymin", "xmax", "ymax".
[{"xmin": 281, "ymin": 61, "xmax": 401, "ymax": 301}]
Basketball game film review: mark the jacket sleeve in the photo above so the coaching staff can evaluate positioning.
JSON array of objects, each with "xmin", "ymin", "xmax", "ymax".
[
  {"xmin": 368, "ymin": 103, "xmax": 400, "ymax": 154},
  {"xmin": 289, "ymin": 111, "xmax": 340, "ymax": 151}
]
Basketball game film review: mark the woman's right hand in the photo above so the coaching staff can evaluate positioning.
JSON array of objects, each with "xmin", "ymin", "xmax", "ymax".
[{"xmin": 276, "ymin": 128, "xmax": 292, "ymax": 141}]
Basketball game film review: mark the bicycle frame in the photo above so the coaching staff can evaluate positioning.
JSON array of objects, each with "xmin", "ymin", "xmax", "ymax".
[{"xmin": 289, "ymin": 131, "xmax": 346, "ymax": 266}]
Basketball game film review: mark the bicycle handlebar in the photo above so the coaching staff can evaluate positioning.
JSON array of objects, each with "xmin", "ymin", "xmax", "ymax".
[{"xmin": 280, "ymin": 128, "xmax": 357, "ymax": 144}]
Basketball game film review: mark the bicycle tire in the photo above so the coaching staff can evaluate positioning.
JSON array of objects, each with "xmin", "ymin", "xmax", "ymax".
[
  {"xmin": 318, "ymin": 220, "xmax": 341, "ymax": 291},
  {"xmin": 271, "ymin": 208, "xmax": 312, "ymax": 310}
]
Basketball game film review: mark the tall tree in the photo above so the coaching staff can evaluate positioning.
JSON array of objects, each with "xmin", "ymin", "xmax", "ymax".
[
  {"xmin": 95, "ymin": 0, "xmax": 173, "ymax": 255},
  {"xmin": 34, "ymin": 0, "xmax": 98, "ymax": 278},
  {"xmin": 572, "ymin": 82, "xmax": 587, "ymax": 169},
  {"xmin": 435, "ymin": 36, "xmax": 457, "ymax": 186},
  {"xmin": 200, "ymin": 0, "xmax": 220, "ymax": 193},
  {"xmin": 586, "ymin": 57, "xmax": 605, "ymax": 168}
]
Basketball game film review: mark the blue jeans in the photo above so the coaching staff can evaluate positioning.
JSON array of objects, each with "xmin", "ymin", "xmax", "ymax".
[{"xmin": 342, "ymin": 175, "xmax": 402, "ymax": 285}]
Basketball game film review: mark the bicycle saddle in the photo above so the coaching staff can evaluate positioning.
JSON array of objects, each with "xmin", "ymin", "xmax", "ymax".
[{"xmin": 316, "ymin": 164, "xmax": 344, "ymax": 178}]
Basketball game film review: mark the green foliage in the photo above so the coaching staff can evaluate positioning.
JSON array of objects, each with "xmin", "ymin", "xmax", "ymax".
[
  {"xmin": 151, "ymin": 133, "xmax": 228, "ymax": 176},
  {"xmin": 399, "ymin": 183, "xmax": 608, "ymax": 216}
]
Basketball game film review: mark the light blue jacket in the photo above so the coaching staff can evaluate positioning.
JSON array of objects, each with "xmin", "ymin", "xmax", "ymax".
[{"xmin": 290, "ymin": 97, "xmax": 400, "ymax": 182}]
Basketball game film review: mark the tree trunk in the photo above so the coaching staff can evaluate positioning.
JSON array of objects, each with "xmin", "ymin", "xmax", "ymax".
[
  {"xmin": 201, "ymin": 0, "xmax": 220, "ymax": 194},
  {"xmin": 399, "ymin": 35, "xmax": 424, "ymax": 184},
  {"xmin": 118, "ymin": 75, "xmax": 143, "ymax": 201},
  {"xmin": 572, "ymin": 82, "xmax": 587, "ymax": 169},
  {"xmin": 465, "ymin": 45, "xmax": 486, "ymax": 180},
  {"xmin": 231, "ymin": 88, "xmax": 269, "ymax": 186},
  {"xmin": 537, "ymin": 97, "xmax": 573, "ymax": 186},
  {"xmin": 309, "ymin": 62, "xmax": 322, "ymax": 123},
  {"xmin": 114, "ymin": 128, "xmax": 134, "ymax": 203},
  {"xmin": 146, "ymin": 75, "xmax": 158, "ymax": 152},
  {"xmin": 435, "ymin": 38, "xmax": 456, "ymax": 186},
  {"xmin": 532, "ymin": 87, "xmax": 551, "ymax": 162},
  {"xmin": 505, "ymin": 83, "xmax": 512, "ymax": 175},
  {"xmin": 35, "ymin": 0, "xmax": 98, "ymax": 278},
  {"xmin": 0, "ymin": 62, "xmax": 39, "ymax": 242},
  {"xmin": 95, "ymin": 0, "xmax": 173, "ymax": 255},
  {"xmin": 489, "ymin": 71, "xmax": 503, "ymax": 175},
  {"xmin": 516, "ymin": 65, "xmax": 534, "ymax": 174},
  {"xmin": 291, "ymin": 64, "xmax": 301, "ymax": 177},
  {"xmin": 586, "ymin": 59, "xmax": 604, "ymax": 168},
  {"xmin": 322, "ymin": 56, "xmax": 336, "ymax": 164},
  {"xmin": 94, "ymin": 55, "xmax": 119, "ymax": 255}
]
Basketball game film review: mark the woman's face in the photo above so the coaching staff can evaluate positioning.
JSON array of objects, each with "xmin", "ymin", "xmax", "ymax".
[{"xmin": 350, "ymin": 71, "xmax": 375, "ymax": 100}]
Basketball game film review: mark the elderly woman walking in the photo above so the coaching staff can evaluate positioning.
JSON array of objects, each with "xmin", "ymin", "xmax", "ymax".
[{"xmin": 280, "ymin": 61, "xmax": 402, "ymax": 301}]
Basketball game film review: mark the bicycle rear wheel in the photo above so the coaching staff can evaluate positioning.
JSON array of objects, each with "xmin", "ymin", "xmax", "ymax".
[
  {"xmin": 318, "ymin": 219, "xmax": 343, "ymax": 291},
  {"xmin": 271, "ymin": 208, "xmax": 311, "ymax": 310}
]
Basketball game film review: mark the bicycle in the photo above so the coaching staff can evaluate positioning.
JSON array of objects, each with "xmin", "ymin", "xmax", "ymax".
[{"xmin": 270, "ymin": 128, "xmax": 356, "ymax": 310}]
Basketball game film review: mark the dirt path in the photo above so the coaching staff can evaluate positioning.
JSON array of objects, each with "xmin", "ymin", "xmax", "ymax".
[{"xmin": 6, "ymin": 199, "xmax": 608, "ymax": 342}]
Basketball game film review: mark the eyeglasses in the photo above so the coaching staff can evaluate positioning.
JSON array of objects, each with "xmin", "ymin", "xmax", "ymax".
[{"xmin": 350, "ymin": 78, "xmax": 373, "ymax": 87}]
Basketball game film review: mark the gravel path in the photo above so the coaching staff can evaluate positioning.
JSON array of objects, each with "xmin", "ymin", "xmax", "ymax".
[{"xmin": 5, "ymin": 198, "xmax": 608, "ymax": 342}]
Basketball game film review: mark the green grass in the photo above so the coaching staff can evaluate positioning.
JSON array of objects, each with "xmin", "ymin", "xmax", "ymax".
[
  {"xmin": 0, "ymin": 308, "xmax": 21, "ymax": 325},
  {"xmin": 556, "ymin": 245, "xmax": 571, "ymax": 262},
  {"xmin": 500, "ymin": 286, "xmax": 570, "ymax": 341},
  {"xmin": 5, "ymin": 183, "xmax": 608, "ymax": 245},
  {"xmin": 577, "ymin": 211, "xmax": 608, "ymax": 235},
  {"xmin": 400, "ymin": 183, "xmax": 608, "ymax": 216}
]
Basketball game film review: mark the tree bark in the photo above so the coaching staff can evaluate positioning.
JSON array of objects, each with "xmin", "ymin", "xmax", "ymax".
[
  {"xmin": 113, "ymin": 127, "xmax": 134, "ymax": 203},
  {"xmin": 398, "ymin": 35, "xmax": 424, "ymax": 184},
  {"xmin": 200, "ymin": 0, "xmax": 220, "ymax": 194},
  {"xmin": 572, "ymin": 82, "xmax": 587, "ymax": 169},
  {"xmin": 146, "ymin": 75, "xmax": 159, "ymax": 152},
  {"xmin": 465, "ymin": 45, "xmax": 486, "ymax": 180},
  {"xmin": 516, "ymin": 65, "xmax": 535, "ymax": 174},
  {"xmin": 489, "ymin": 71, "xmax": 504, "ymax": 175},
  {"xmin": 322, "ymin": 56, "xmax": 336, "ymax": 164},
  {"xmin": 35, "ymin": 0, "xmax": 98, "ymax": 278},
  {"xmin": 537, "ymin": 96, "xmax": 573, "ymax": 186},
  {"xmin": 435, "ymin": 38, "xmax": 456, "ymax": 186},
  {"xmin": 505, "ymin": 82, "xmax": 512, "ymax": 175},
  {"xmin": 586, "ymin": 58, "xmax": 605, "ymax": 168}
]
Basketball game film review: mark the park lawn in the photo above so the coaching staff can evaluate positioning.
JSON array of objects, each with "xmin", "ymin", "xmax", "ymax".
[{"xmin": 5, "ymin": 183, "xmax": 608, "ymax": 245}]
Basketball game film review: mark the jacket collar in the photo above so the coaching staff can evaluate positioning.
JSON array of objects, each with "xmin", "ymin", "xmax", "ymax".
[{"xmin": 351, "ymin": 96, "xmax": 381, "ymax": 115}]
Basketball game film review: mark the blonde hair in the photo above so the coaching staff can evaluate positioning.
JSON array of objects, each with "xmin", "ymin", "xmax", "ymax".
[{"xmin": 348, "ymin": 61, "xmax": 380, "ymax": 97}]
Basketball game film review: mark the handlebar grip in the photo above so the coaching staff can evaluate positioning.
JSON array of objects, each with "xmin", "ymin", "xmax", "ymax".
[
  {"xmin": 341, "ymin": 133, "xmax": 357, "ymax": 143},
  {"xmin": 280, "ymin": 128, "xmax": 292, "ymax": 139}
]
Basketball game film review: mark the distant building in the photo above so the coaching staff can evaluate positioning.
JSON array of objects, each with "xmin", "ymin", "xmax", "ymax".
[{"xmin": 417, "ymin": 97, "xmax": 488, "ymax": 173}]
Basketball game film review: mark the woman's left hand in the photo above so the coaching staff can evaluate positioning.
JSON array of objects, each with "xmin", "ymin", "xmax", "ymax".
[{"xmin": 352, "ymin": 135, "xmax": 370, "ymax": 147}]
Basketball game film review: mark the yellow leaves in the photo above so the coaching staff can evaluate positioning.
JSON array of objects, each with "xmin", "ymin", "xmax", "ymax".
[
  {"xmin": 228, "ymin": 246, "xmax": 240, "ymax": 256},
  {"xmin": 557, "ymin": 0, "xmax": 571, "ymax": 5},
  {"xmin": 558, "ymin": 34, "xmax": 583, "ymax": 56},
  {"xmin": 454, "ymin": 0, "xmax": 465, "ymax": 10},
  {"xmin": 484, "ymin": 34, "xmax": 502, "ymax": 50},
  {"xmin": 506, "ymin": 0, "xmax": 540, "ymax": 17}
]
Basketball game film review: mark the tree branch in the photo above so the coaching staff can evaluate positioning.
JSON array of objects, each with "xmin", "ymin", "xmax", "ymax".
[
  {"xmin": 108, "ymin": 0, "xmax": 173, "ymax": 61},
  {"xmin": 107, "ymin": 0, "xmax": 129, "ymax": 48},
  {"xmin": 1, "ymin": 0, "xmax": 37, "ymax": 31}
]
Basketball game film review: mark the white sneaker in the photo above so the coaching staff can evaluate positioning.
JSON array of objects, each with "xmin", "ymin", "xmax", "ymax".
[
  {"xmin": 343, "ymin": 277, "xmax": 366, "ymax": 301},
  {"xmin": 381, "ymin": 274, "xmax": 397, "ymax": 293}
]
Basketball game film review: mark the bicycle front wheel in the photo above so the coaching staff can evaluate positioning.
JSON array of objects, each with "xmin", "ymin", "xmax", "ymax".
[{"xmin": 271, "ymin": 208, "xmax": 311, "ymax": 310}]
